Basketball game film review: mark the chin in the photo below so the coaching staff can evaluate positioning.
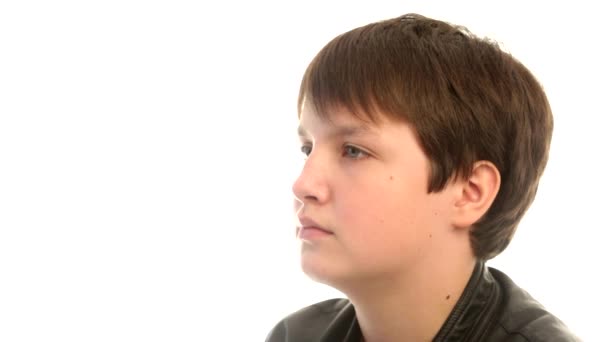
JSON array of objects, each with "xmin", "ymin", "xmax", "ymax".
[
  {"xmin": 300, "ymin": 255, "xmax": 363, "ymax": 290},
  {"xmin": 300, "ymin": 253, "xmax": 342, "ymax": 285},
  {"xmin": 300, "ymin": 252, "xmax": 329, "ymax": 281}
]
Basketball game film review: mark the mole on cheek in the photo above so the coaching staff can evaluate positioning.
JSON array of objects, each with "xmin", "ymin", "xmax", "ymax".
[{"xmin": 389, "ymin": 175, "xmax": 394, "ymax": 181}]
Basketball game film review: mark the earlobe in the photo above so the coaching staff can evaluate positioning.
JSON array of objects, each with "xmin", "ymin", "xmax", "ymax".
[{"xmin": 452, "ymin": 161, "xmax": 501, "ymax": 229}]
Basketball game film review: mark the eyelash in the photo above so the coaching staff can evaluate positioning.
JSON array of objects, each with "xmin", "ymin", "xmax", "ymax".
[
  {"xmin": 300, "ymin": 145, "xmax": 312, "ymax": 156},
  {"xmin": 343, "ymin": 145, "xmax": 371, "ymax": 159},
  {"xmin": 300, "ymin": 144, "xmax": 370, "ymax": 160}
]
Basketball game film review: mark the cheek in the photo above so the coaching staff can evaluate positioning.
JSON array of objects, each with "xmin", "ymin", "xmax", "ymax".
[
  {"xmin": 337, "ymin": 178, "xmax": 433, "ymax": 245},
  {"xmin": 337, "ymin": 181, "xmax": 417, "ymax": 238}
]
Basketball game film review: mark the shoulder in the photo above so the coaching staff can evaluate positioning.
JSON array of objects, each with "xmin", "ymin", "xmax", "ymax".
[
  {"xmin": 488, "ymin": 267, "xmax": 582, "ymax": 342},
  {"xmin": 265, "ymin": 298, "xmax": 354, "ymax": 342}
]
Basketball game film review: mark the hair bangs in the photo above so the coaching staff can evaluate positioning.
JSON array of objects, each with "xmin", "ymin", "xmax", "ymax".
[{"xmin": 297, "ymin": 26, "xmax": 410, "ymax": 125}]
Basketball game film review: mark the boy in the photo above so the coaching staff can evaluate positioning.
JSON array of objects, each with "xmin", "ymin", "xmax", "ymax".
[{"xmin": 266, "ymin": 13, "xmax": 579, "ymax": 342}]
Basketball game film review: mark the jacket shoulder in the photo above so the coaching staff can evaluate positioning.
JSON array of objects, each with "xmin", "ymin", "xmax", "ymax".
[
  {"xmin": 265, "ymin": 298, "xmax": 352, "ymax": 342},
  {"xmin": 489, "ymin": 268, "xmax": 582, "ymax": 342}
]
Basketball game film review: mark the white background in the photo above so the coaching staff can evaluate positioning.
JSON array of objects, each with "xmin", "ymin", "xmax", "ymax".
[{"xmin": 1, "ymin": 1, "xmax": 606, "ymax": 341}]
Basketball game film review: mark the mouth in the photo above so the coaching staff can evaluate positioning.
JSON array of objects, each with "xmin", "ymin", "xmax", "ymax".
[{"xmin": 296, "ymin": 216, "xmax": 334, "ymax": 240}]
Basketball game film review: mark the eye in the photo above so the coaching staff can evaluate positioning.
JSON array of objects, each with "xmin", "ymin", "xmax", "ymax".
[
  {"xmin": 343, "ymin": 145, "xmax": 369, "ymax": 159},
  {"xmin": 300, "ymin": 144, "xmax": 312, "ymax": 157}
]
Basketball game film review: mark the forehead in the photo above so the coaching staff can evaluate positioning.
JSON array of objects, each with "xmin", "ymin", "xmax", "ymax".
[
  {"xmin": 297, "ymin": 102, "xmax": 382, "ymax": 138},
  {"xmin": 299, "ymin": 94, "xmax": 386, "ymax": 125}
]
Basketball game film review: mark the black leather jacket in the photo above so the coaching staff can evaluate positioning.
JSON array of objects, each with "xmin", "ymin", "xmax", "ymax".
[{"xmin": 266, "ymin": 262, "xmax": 580, "ymax": 341}]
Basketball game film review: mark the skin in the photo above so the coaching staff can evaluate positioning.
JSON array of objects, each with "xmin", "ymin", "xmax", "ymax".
[{"xmin": 293, "ymin": 102, "xmax": 500, "ymax": 341}]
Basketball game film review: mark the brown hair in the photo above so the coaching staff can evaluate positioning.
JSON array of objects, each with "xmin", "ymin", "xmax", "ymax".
[{"xmin": 297, "ymin": 13, "xmax": 553, "ymax": 260}]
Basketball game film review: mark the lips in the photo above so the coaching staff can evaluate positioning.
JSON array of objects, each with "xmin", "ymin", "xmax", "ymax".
[
  {"xmin": 297, "ymin": 216, "xmax": 332, "ymax": 233},
  {"xmin": 297, "ymin": 216, "xmax": 334, "ymax": 240}
]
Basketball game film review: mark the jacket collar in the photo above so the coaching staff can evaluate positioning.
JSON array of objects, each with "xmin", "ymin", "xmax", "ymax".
[{"xmin": 432, "ymin": 260, "xmax": 502, "ymax": 341}]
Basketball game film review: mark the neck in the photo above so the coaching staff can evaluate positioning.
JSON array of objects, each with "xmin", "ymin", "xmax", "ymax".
[{"xmin": 345, "ymin": 256, "xmax": 477, "ymax": 342}]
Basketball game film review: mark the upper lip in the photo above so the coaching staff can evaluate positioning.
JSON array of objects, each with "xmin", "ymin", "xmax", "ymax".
[{"xmin": 297, "ymin": 216, "xmax": 333, "ymax": 233}]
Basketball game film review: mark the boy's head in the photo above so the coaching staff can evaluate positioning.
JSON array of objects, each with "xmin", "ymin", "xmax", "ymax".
[{"xmin": 295, "ymin": 13, "xmax": 552, "ymax": 262}]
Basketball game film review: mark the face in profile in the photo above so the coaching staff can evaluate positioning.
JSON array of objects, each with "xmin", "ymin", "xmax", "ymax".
[{"xmin": 292, "ymin": 103, "xmax": 460, "ymax": 288}]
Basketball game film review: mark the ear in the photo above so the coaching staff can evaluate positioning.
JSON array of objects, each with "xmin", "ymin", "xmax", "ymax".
[{"xmin": 451, "ymin": 161, "xmax": 501, "ymax": 229}]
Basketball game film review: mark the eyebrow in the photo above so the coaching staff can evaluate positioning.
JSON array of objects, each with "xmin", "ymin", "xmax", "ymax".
[{"xmin": 297, "ymin": 124, "xmax": 378, "ymax": 139}]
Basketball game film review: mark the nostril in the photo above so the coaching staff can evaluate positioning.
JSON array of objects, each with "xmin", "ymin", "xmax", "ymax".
[{"xmin": 305, "ymin": 194, "xmax": 319, "ymax": 202}]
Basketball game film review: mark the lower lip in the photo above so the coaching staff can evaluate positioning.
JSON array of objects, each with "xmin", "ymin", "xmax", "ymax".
[{"xmin": 298, "ymin": 227, "xmax": 333, "ymax": 240}]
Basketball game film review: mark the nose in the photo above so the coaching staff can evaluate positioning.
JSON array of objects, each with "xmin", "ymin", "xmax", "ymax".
[{"xmin": 292, "ymin": 151, "xmax": 330, "ymax": 205}]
